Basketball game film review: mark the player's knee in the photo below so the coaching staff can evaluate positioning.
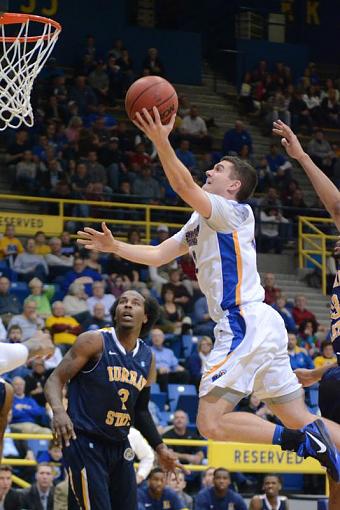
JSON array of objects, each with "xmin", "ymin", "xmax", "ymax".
[{"xmin": 197, "ymin": 415, "xmax": 224, "ymax": 441}]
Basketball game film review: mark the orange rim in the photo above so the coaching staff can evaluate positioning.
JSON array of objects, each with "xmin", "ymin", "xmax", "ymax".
[{"xmin": 0, "ymin": 12, "xmax": 61, "ymax": 43}]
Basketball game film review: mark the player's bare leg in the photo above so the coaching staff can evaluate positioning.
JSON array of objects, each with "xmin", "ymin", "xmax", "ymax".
[{"xmin": 328, "ymin": 476, "xmax": 340, "ymax": 510}]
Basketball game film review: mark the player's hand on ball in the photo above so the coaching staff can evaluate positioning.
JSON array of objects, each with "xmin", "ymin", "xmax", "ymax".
[
  {"xmin": 133, "ymin": 107, "xmax": 176, "ymax": 145},
  {"xmin": 272, "ymin": 120, "xmax": 305, "ymax": 160},
  {"xmin": 77, "ymin": 222, "xmax": 117, "ymax": 253},
  {"xmin": 156, "ymin": 444, "xmax": 189, "ymax": 474},
  {"xmin": 52, "ymin": 409, "xmax": 76, "ymax": 447}
]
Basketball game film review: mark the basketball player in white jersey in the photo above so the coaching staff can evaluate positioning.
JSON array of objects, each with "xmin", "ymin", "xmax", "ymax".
[{"xmin": 78, "ymin": 107, "xmax": 340, "ymax": 481}]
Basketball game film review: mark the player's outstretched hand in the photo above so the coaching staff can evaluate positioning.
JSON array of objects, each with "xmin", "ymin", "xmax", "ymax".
[
  {"xmin": 52, "ymin": 408, "xmax": 76, "ymax": 448},
  {"xmin": 272, "ymin": 120, "xmax": 305, "ymax": 160},
  {"xmin": 77, "ymin": 222, "xmax": 117, "ymax": 253},
  {"xmin": 133, "ymin": 107, "xmax": 176, "ymax": 145},
  {"xmin": 24, "ymin": 331, "xmax": 55, "ymax": 360},
  {"xmin": 156, "ymin": 444, "xmax": 189, "ymax": 475}
]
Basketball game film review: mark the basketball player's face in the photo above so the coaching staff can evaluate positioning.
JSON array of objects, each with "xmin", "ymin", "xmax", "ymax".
[
  {"xmin": 149, "ymin": 472, "xmax": 165, "ymax": 497},
  {"xmin": 263, "ymin": 476, "xmax": 281, "ymax": 496},
  {"xmin": 115, "ymin": 291, "xmax": 147, "ymax": 330},
  {"xmin": 203, "ymin": 161, "xmax": 240, "ymax": 197},
  {"xmin": 213, "ymin": 471, "xmax": 230, "ymax": 492}
]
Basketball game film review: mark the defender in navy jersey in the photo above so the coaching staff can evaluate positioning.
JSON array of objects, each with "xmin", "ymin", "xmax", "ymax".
[
  {"xmin": 45, "ymin": 291, "xmax": 181, "ymax": 510},
  {"xmin": 249, "ymin": 475, "xmax": 288, "ymax": 510},
  {"xmin": 273, "ymin": 120, "xmax": 340, "ymax": 510}
]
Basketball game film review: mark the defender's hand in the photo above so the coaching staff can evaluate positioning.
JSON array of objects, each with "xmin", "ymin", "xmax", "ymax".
[
  {"xmin": 272, "ymin": 120, "xmax": 305, "ymax": 160},
  {"xmin": 52, "ymin": 409, "xmax": 76, "ymax": 448}
]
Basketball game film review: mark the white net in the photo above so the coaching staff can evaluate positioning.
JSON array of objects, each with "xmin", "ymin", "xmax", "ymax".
[{"xmin": 0, "ymin": 15, "xmax": 61, "ymax": 130}]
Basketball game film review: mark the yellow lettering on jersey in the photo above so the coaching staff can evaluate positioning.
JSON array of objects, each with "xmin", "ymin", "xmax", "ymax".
[
  {"xmin": 334, "ymin": 270, "xmax": 340, "ymax": 289},
  {"xmin": 332, "ymin": 322, "xmax": 340, "ymax": 342},
  {"xmin": 105, "ymin": 410, "xmax": 131, "ymax": 427},
  {"xmin": 306, "ymin": 0, "xmax": 320, "ymax": 24},
  {"xmin": 107, "ymin": 366, "xmax": 147, "ymax": 391},
  {"xmin": 331, "ymin": 294, "xmax": 340, "ymax": 321}
]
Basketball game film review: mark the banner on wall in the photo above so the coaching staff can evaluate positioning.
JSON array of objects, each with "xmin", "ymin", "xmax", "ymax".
[{"xmin": 0, "ymin": 212, "xmax": 63, "ymax": 236}]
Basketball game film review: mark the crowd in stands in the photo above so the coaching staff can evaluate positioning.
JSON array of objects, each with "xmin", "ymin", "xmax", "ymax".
[{"xmin": 1, "ymin": 39, "xmax": 338, "ymax": 505}]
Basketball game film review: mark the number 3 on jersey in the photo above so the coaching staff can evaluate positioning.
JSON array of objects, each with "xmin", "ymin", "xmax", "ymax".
[{"xmin": 118, "ymin": 388, "xmax": 129, "ymax": 410}]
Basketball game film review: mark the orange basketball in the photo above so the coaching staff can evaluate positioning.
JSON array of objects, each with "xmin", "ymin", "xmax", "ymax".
[{"xmin": 125, "ymin": 76, "xmax": 178, "ymax": 125}]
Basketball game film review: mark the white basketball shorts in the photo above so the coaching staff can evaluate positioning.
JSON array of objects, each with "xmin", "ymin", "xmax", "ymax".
[{"xmin": 199, "ymin": 301, "xmax": 301, "ymax": 402}]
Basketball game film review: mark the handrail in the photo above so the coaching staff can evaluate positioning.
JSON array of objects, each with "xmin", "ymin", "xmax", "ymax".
[{"xmin": 298, "ymin": 216, "xmax": 337, "ymax": 295}]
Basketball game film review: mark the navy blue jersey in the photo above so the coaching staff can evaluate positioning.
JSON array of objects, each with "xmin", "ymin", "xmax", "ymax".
[
  {"xmin": 330, "ymin": 262, "xmax": 340, "ymax": 364},
  {"xmin": 67, "ymin": 328, "xmax": 152, "ymax": 442},
  {"xmin": 0, "ymin": 378, "xmax": 5, "ymax": 410},
  {"xmin": 258, "ymin": 495, "xmax": 288, "ymax": 510},
  {"xmin": 138, "ymin": 486, "xmax": 187, "ymax": 510}
]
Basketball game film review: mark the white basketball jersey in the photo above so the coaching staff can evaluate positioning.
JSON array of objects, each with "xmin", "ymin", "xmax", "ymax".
[{"xmin": 173, "ymin": 192, "xmax": 264, "ymax": 322}]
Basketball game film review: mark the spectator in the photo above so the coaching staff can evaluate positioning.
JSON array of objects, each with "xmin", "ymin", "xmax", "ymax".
[
  {"xmin": 33, "ymin": 231, "xmax": 51, "ymax": 256},
  {"xmin": 266, "ymin": 90, "xmax": 291, "ymax": 127},
  {"xmin": 259, "ymin": 207, "xmax": 289, "ymax": 254},
  {"xmin": 88, "ymin": 60, "xmax": 110, "ymax": 103},
  {"xmin": 129, "ymin": 142, "xmax": 152, "ymax": 171},
  {"xmin": 69, "ymin": 75, "xmax": 97, "ymax": 115},
  {"xmin": 163, "ymin": 410, "xmax": 204, "ymax": 466},
  {"xmin": 302, "ymin": 85, "xmax": 323, "ymax": 125},
  {"xmin": 62, "ymin": 257, "xmax": 102, "ymax": 295},
  {"xmin": 159, "ymin": 287, "xmax": 185, "ymax": 335},
  {"xmin": 321, "ymin": 88, "xmax": 340, "ymax": 128},
  {"xmin": 15, "ymin": 150, "xmax": 38, "ymax": 192},
  {"xmin": 36, "ymin": 442, "xmax": 64, "ymax": 485},
  {"xmin": 179, "ymin": 106, "xmax": 212, "ymax": 151},
  {"xmin": 168, "ymin": 471, "xmax": 193, "ymax": 510},
  {"xmin": 142, "ymin": 47, "xmax": 165, "ymax": 76},
  {"xmin": 6, "ymin": 129, "xmax": 31, "ymax": 165},
  {"xmin": 13, "ymin": 238, "xmax": 48, "ymax": 283},
  {"xmin": 45, "ymin": 301, "xmax": 81, "ymax": 352},
  {"xmin": 249, "ymin": 474, "xmax": 288, "ymax": 510},
  {"xmin": 82, "ymin": 302, "xmax": 112, "ymax": 331},
  {"xmin": 150, "ymin": 328, "xmax": 190, "ymax": 391},
  {"xmin": 25, "ymin": 278, "xmax": 54, "ymax": 319},
  {"xmin": 0, "ymin": 225, "xmax": 24, "ymax": 262},
  {"xmin": 8, "ymin": 300, "xmax": 44, "ymax": 340},
  {"xmin": 282, "ymin": 189, "xmax": 307, "ymax": 234},
  {"xmin": 150, "ymin": 224, "xmax": 170, "ymax": 246},
  {"xmin": 24, "ymin": 359, "xmax": 51, "ymax": 407},
  {"xmin": 162, "ymin": 269, "xmax": 191, "ymax": 312},
  {"xmin": 10, "ymin": 377, "xmax": 51, "ymax": 434},
  {"xmin": 53, "ymin": 478, "xmax": 69, "ymax": 510},
  {"xmin": 222, "ymin": 120, "xmax": 253, "ymax": 155},
  {"xmin": 272, "ymin": 296, "xmax": 297, "ymax": 333},
  {"xmin": 0, "ymin": 276, "xmax": 22, "ymax": 326},
  {"xmin": 258, "ymin": 187, "xmax": 282, "ymax": 212},
  {"xmin": 45, "ymin": 237, "xmax": 74, "ymax": 282},
  {"xmin": 297, "ymin": 319, "xmax": 319, "ymax": 357},
  {"xmin": 265, "ymin": 143, "xmax": 292, "ymax": 187},
  {"xmin": 62, "ymin": 282, "xmax": 89, "ymax": 320},
  {"xmin": 175, "ymin": 140, "xmax": 197, "ymax": 171},
  {"xmin": 195, "ymin": 468, "xmax": 247, "ymax": 510},
  {"xmin": 6, "ymin": 324, "xmax": 23, "ymax": 344},
  {"xmin": 288, "ymin": 91, "xmax": 312, "ymax": 133},
  {"xmin": 132, "ymin": 166, "xmax": 163, "ymax": 203},
  {"xmin": 86, "ymin": 281, "xmax": 115, "ymax": 320},
  {"xmin": 85, "ymin": 250, "xmax": 102, "ymax": 274},
  {"xmin": 128, "ymin": 427, "xmax": 155, "ymax": 486},
  {"xmin": 314, "ymin": 341, "xmax": 337, "ymax": 368},
  {"xmin": 138, "ymin": 468, "xmax": 186, "ymax": 510},
  {"xmin": 21, "ymin": 463, "xmax": 55, "ymax": 510},
  {"xmin": 287, "ymin": 333, "xmax": 314, "ymax": 370},
  {"xmin": 0, "ymin": 465, "xmax": 22, "ymax": 510},
  {"xmin": 193, "ymin": 295, "xmax": 215, "ymax": 337},
  {"xmin": 307, "ymin": 129, "xmax": 336, "ymax": 177},
  {"xmin": 292, "ymin": 295, "xmax": 316, "ymax": 327},
  {"xmin": 86, "ymin": 149, "xmax": 109, "ymax": 186},
  {"xmin": 201, "ymin": 467, "xmax": 215, "ymax": 489},
  {"xmin": 60, "ymin": 231, "xmax": 78, "ymax": 258},
  {"xmin": 263, "ymin": 273, "xmax": 281, "ymax": 305},
  {"xmin": 187, "ymin": 336, "xmax": 213, "ymax": 386}
]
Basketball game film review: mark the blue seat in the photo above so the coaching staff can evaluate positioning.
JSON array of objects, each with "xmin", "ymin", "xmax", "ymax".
[
  {"xmin": 182, "ymin": 335, "xmax": 194, "ymax": 358},
  {"xmin": 168, "ymin": 384, "xmax": 197, "ymax": 412},
  {"xmin": 151, "ymin": 383, "xmax": 161, "ymax": 394},
  {"xmin": 281, "ymin": 473, "xmax": 303, "ymax": 492},
  {"xmin": 317, "ymin": 499, "xmax": 328, "ymax": 510},
  {"xmin": 10, "ymin": 282, "xmax": 29, "ymax": 303},
  {"xmin": 176, "ymin": 394, "xmax": 199, "ymax": 424},
  {"xmin": 27, "ymin": 439, "xmax": 49, "ymax": 458},
  {"xmin": 150, "ymin": 392, "xmax": 167, "ymax": 411},
  {"xmin": 158, "ymin": 411, "xmax": 171, "ymax": 426}
]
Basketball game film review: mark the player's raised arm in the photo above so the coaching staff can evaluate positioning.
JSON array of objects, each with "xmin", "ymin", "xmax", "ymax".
[
  {"xmin": 44, "ymin": 331, "xmax": 103, "ymax": 446},
  {"xmin": 133, "ymin": 107, "xmax": 212, "ymax": 218},
  {"xmin": 77, "ymin": 222, "xmax": 188, "ymax": 266},
  {"xmin": 273, "ymin": 120, "xmax": 340, "ymax": 230}
]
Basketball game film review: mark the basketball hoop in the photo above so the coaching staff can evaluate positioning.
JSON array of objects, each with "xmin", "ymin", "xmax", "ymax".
[{"xmin": 0, "ymin": 12, "xmax": 61, "ymax": 130}]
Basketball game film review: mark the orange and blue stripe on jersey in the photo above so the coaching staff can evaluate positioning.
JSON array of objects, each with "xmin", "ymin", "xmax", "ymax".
[{"xmin": 217, "ymin": 231, "xmax": 243, "ymax": 309}]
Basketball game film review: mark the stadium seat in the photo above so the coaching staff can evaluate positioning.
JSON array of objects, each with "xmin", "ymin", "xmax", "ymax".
[
  {"xmin": 10, "ymin": 282, "xmax": 29, "ymax": 303},
  {"xmin": 27, "ymin": 439, "xmax": 49, "ymax": 458},
  {"xmin": 317, "ymin": 499, "xmax": 328, "ymax": 510},
  {"xmin": 182, "ymin": 334, "xmax": 194, "ymax": 358},
  {"xmin": 176, "ymin": 394, "xmax": 198, "ymax": 425},
  {"xmin": 150, "ymin": 383, "xmax": 161, "ymax": 394},
  {"xmin": 168, "ymin": 384, "xmax": 197, "ymax": 412},
  {"xmin": 281, "ymin": 473, "xmax": 304, "ymax": 492},
  {"xmin": 0, "ymin": 261, "xmax": 17, "ymax": 281},
  {"xmin": 150, "ymin": 392, "xmax": 167, "ymax": 411}
]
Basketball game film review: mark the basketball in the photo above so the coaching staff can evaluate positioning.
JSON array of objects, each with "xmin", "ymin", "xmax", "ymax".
[{"xmin": 125, "ymin": 76, "xmax": 178, "ymax": 125}]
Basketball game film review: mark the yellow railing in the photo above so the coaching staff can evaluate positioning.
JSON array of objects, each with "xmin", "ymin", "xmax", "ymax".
[
  {"xmin": 0, "ymin": 193, "xmax": 192, "ymax": 241},
  {"xmin": 298, "ymin": 216, "xmax": 338, "ymax": 295},
  {"xmin": 3, "ymin": 433, "xmax": 326, "ymax": 490}
]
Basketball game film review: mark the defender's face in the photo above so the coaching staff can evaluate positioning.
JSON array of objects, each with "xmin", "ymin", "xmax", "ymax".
[
  {"xmin": 203, "ymin": 161, "xmax": 238, "ymax": 195},
  {"xmin": 115, "ymin": 291, "xmax": 146, "ymax": 329}
]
